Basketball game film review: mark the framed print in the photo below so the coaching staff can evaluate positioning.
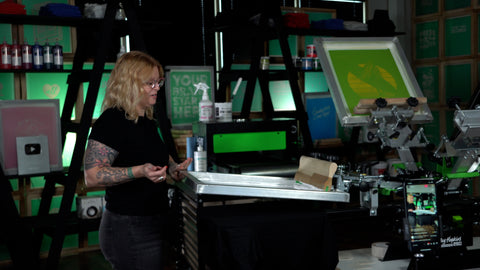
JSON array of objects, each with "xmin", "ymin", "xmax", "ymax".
[{"xmin": 165, "ymin": 66, "xmax": 215, "ymax": 127}]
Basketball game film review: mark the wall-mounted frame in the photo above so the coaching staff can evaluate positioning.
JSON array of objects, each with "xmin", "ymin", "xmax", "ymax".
[
  {"xmin": 165, "ymin": 66, "xmax": 215, "ymax": 128},
  {"xmin": 316, "ymin": 37, "xmax": 433, "ymax": 127},
  {"xmin": 414, "ymin": 19, "xmax": 440, "ymax": 60},
  {"xmin": 415, "ymin": 64, "xmax": 440, "ymax": 104},
  {"xmin": 303, "ymin": 92, "xmax": 337, "ymax": 141},
  {"xmin": 0, "ymin": 99, "xmax": 63, "ymax": 175},
  {"xmin": 414, "ymin": 0, "xmax": 440, "ymax": 17},
  {"xmin": 445, "ymin": 15, "xmax": 472, "ymax": 58}
]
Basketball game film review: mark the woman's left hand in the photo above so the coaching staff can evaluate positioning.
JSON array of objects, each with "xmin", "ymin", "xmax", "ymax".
[{"xmin": 169, "ymin": 158, "xmax": 193, "ymax": 181}]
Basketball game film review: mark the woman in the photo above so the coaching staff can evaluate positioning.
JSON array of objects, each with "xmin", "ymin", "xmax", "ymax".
[{"xmin": 84, "ymin": 51, "xmax": 192, "ymax": 270}]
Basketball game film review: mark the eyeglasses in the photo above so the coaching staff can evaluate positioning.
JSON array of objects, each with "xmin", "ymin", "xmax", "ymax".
[{"xmin": 144, "ymin": 78, "xmax": 165, "ymax": 89}]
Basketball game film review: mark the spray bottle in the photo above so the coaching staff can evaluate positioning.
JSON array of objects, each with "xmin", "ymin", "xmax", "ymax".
[{"xmin": 194, "ymin": 82, "xmax": 214, "ymax": 122}]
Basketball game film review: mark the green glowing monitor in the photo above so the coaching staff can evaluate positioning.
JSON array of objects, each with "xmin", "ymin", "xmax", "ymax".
[{"xmin": 213, "ymin": 131, "xmax": 286, "ymax": 153}]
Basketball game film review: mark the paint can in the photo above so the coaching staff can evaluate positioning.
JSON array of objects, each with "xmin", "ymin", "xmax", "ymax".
[
  {"xmin": 306, "ymin": 44, "xmax": 317, "ymax": 57},
  {"xmin": 301, "ymin": 57, "xmax": 313, "ymax": 70}
]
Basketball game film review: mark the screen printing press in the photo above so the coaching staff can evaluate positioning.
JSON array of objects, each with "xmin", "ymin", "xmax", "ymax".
[{"xmin": 173, "ymin": 37, "xmax": 480, "ymax": 270}]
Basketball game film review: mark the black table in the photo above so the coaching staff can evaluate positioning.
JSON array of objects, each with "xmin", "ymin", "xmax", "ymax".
[{"xmin": 197, "ymin": 201, "xmax": 338, "ymax": 270}]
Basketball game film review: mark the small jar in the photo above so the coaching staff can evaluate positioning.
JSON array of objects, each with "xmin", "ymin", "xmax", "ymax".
[
  {"xmin": 260, "ymin": 56, "xmax": 270, "ymax": 70},
  {"xmin": 301, "ymin": 57, "xmax": 313, "ymax": 70}
]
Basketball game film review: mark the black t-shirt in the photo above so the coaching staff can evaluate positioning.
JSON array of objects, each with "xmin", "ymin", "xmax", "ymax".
[{"xmin": 89, "ymin": 108, "xmax": 170, "ymax": 215}]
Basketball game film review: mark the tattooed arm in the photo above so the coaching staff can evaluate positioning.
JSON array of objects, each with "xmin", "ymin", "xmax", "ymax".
[{"xmin": 83, "ymin": 139, "xmax": 168, "ymax": 188}]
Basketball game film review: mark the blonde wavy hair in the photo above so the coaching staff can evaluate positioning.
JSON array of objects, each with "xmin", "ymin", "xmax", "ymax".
[{"xmin": 102, "ymin": 51, "xmax": 164, "ymax": 122}]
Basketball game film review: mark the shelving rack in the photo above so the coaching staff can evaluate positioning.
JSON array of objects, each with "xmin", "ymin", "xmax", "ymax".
[
  {"xmin": 0, "ymin": 1, "xmax": 169, "ymax": 269},
  {"xmin": 215, "ymin": 4, "xmax": 403, "ymax": 154}
]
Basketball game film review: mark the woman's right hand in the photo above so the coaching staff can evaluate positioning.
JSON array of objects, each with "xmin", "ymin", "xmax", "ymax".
[{"xmin": 142, "ymin": 163, "xmax": 168, "ymax": 183}]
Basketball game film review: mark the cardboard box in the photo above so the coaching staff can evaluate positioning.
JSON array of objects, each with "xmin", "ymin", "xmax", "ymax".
[{"xmin": 294, "ymin": 156, "xmax": 337, "ymax": 191}]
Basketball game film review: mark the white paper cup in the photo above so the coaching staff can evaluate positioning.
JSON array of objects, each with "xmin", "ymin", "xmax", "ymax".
[{"xmin": 215, "ymin": 102, "xmax": 232, "ymax": 122}]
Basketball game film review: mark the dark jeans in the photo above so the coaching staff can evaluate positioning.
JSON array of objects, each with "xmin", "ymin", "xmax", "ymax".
[{"xmin": 99, "ymin": 208, "xmax": 168, "ymax": 270}]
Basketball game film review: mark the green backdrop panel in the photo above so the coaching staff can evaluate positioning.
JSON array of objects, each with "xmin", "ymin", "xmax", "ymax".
[
  {"xmin": 230, "ymin": 64, "xmax": 262, "ymax": 113},
  {"xmin": 445, "ymin": 16, "xmax": 471, "ymax": 57},
  {"xmin": 0, "ymin": 24, "xmax": 12, "ymax": 43},
  {"xmin": 415, "ymin": 65, "xmax": 439, "ymax": 103},
  {"xmin": 31, "ymin": 195, "xmax": 77, "ymax": 216},
  {"xmin": 9, "ymin": 179, "xmax": 18, "ymax": 191},
  {"xmin": 415, "ymin": 0, "xmax": 439, "ymax": 16},
  {"xmin": 0, "ymin": 73, "xmax": 15, "ymax": 100},
  {"xmin": 305, "ymin": 72, "xmax": 328, "ymax": 93},
  {"xmin": 444, "ymin": 0, "xmax": 471, "ymax": 11},
  {"xmin": 415, "ymin": 20, "xmax": 439, "ymax": 59},
  {"xmin": 22, "ymin": 25, "xmax": 73, "ymax": 53},
  {"xmin": 270, "ymin": 80, "xmax": 295, "ymax": 111},
  {"xmin": 26, "ymin": 73, "xmax": 69, "ymax": 115},
  {"xmin": 21, "ymin": 0, "xmax": 72, "ymax": 52},
  {"xmin": 82, "ymin": 62, "xmax": 114, "ymax": 119},
  {"xmin": 445, "ymin": 63, "xmax": 472, "ymax": 103}
]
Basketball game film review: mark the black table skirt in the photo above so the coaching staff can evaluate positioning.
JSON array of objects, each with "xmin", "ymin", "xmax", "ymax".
[{"xmin": 198, "ymin": 201, "xmax": 338, "ymax": 270}]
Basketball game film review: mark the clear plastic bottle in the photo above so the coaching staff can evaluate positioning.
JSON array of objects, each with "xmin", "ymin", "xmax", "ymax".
[{"xmin": 194, "ymin": 145, "xmax": 207, "ymax": 172}]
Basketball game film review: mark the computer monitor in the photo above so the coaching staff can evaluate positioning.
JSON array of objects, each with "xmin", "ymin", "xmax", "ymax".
[{"xmin": 0, "ymin": 99, "xmax": 63, "ymax": 176}]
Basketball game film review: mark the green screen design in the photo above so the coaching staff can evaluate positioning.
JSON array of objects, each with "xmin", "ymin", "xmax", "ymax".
[
  {"xmin": 415, "ymin": 65, "xmax": 439, "ymax": 103},
  {"xmin": 415, "ymin": 21, "xmax": 439, "ymax": 59},
  {"xmin": 328, "ymin": 49, "xmax": 410, "ymax": 114},
  {"xmin": 213, "ymin": 131, "xmax": 286, "ymax": 153},
  {"xmin": 445, "ymin": 16, "xmax": 471, "ymax": 57}
]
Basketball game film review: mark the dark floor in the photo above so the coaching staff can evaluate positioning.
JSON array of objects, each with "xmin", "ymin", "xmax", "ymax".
[
  {"xmin": 1, "ymin": 204, "xmax": 478, "ymax": 270},
  {"xmin": 0, "ymin": 248, "xmax": 180, "ymax": 270}
]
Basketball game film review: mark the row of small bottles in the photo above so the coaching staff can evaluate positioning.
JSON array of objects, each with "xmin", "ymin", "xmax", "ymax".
[{"xmin": 0, "ymin": 39, "xmax": 63, "ymax": 70}]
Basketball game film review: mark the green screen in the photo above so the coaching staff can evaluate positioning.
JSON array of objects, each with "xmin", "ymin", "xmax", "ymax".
[
  {"xmin": 415, "ymin": 20, "xmax": 439, "ymax": 59},
  {"xmin": 445, "ymin": 16, "xmax": 471, "ymax": 57},
  {"xmin": 415, "ymin": 0, "xmax": 439, "ymax": 16},
  {"xmin": 329, "ymin": 49, "xmax": 410, "ymax": 114},
  {"xmin": 213, "ymin": 131, "xmax": 286, "ymax": 153},
  {"xmin": 415, "ymin": 65, "xmax": 439, "ymax": 103}
]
